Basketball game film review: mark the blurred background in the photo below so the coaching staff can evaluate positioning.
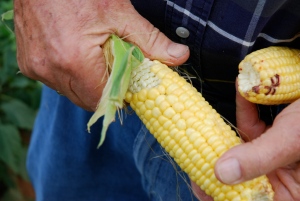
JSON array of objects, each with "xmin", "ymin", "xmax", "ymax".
[{"xmin": 1, "ymin": 0, "xmax": 41, "ymax": 200}]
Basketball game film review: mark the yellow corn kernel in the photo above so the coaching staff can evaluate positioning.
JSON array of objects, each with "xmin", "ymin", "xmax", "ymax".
[
  {"xmin": 125, "ymin": 60, "xmax": 274, "ymax": 200},
  {"xmin": 238, "ymin": 46, "xmax": 300, "ymax": 105}
]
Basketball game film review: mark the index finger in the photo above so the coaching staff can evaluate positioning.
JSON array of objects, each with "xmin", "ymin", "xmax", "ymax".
[{"xmin": 235, "ymin": 79, "xmax": 267, "ymax": 141}]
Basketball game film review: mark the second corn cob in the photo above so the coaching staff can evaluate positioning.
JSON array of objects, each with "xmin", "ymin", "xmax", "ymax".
[
  {"xmin": 88, "ymin": 35, "xmax": 274, "ymax": 201},
  {"xmin": 238, "ymin": 46, "xmax": 300, "ymax": 105}
]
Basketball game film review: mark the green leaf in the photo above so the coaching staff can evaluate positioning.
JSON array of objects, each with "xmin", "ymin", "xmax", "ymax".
[
  {"xmin": 1, "ymin": 188, "xmax": 25, "ymax": 201},
  {"xmin": 8, "ymin": 76, "xmax": 32, "ymax": 89},
  {"xmin": 0, "ymin": 97, "xmax": 36, "ymax": 130},
  {"xmin": 1, "ymin": 10, "xmax": 13, "ymax": 21},
  {"xmin": 1, "ymin": 10, "xmax": 14, "ymax": 33},
  {"xmin": 0, "ymin": 162, "xmax": 15, "ymax": 189},
  {"xmin": 0, "ymin": 123, "xmax": 22, "ymax": 174},
  {"xmin": 17, "ymin": 146, "xmax": 29, "ymax": 181}
]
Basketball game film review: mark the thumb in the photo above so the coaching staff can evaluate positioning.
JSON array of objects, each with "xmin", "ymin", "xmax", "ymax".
[
  {"xmin": 117, "ymin": 6, "xmax": 189, "ymax": 66},
  {"xmin": 214, "ymin": 134, "xmax": 277, "ymax": 185},
  {"xmin": 214, "ymin": 110, "xmax": 300, "ymax": 185}
]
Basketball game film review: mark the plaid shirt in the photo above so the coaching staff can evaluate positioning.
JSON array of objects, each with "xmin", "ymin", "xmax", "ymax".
[
  {"xmin": 133, "ymin": 0, "xmax": 300, "ymax": 122},
  {"xmin": 164, "ymin": 0, "xmax": 299, "ymax": 84}
]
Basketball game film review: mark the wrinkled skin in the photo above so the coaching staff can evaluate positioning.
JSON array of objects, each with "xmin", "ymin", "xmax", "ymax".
[
  {"xmin": 14, "ymin": 0, "xmax": 189, "ymax": 111},
  {"xmin": 14, "ymin": 0, "xmax": 300, "ymax": 200},
  {"xmin": 192, "ymin": 83, "xmax": 300, "ymax": 201}
]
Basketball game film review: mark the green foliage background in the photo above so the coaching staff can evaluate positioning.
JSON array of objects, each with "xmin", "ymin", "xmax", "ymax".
[{"xmin": 1, "ymin": 0, "xmax": 41, "ymax": 200}]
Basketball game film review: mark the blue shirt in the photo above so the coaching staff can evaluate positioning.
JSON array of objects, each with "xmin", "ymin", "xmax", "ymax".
[
  {"xmin": 27, "ymin": 1, "xmax": 300, "ymax": 201},
  {"xmin": 135, "ymin": 0, "xmax": 300, "ymax": 123}
]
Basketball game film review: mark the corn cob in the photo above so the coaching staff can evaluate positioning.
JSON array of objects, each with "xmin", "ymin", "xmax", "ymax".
[
  {"xmin": 238, "ymin": 46, "xmax": 300, "ymax": 105},
  {"xmin": 124, "ymin": 59, "xmax": 273, "ymax": 201},
  {"xmin": 88, "ymin": 35, "xmax": 274, "ymax": 201}
]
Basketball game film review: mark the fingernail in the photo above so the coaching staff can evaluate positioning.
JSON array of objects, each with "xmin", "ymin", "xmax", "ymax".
[
  {"xmin": 167, "ymin": 43, "xmax": 188, "ymax": 58},
  {"xmin": 216, "ymin": 158, "xmax": 242, "ymax": 184}
]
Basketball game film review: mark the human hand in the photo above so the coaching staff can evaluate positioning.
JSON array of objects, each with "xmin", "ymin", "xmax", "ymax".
[
  {"xmin": 14, "ymin": 0, "xmax": 189, "ymax": 111},
  {"xmin": 191, "ymin": 85, "xmax": 300, "ymax": 200},
  {"xmin": 213, "ymin": 88, "xmax": 300, "ymax": 200}
]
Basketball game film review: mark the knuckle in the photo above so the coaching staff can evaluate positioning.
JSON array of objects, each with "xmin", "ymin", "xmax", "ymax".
[
  {"xmin": 18, "ymin": 54, "xmax": 46, "ymax": 80},
  {"xmin": 51, "ymin": 40, "xmax": 81, "ymax": 71},
  {"xmin": 143, "ymin": 27, "xmax": 161, "ymax": 53}
]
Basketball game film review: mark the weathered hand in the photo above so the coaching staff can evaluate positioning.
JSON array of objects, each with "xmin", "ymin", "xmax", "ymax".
[
  {"xmin": 14, "ymin": 0, "xmax": 189, "ymax": 111},
  {"xmin": 213, "ymin": 85, "xmax": 300, "ymax": 200},
  {"xmin": 192, "ymin": 83, "xmax": 300, "ymax": 200}
]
